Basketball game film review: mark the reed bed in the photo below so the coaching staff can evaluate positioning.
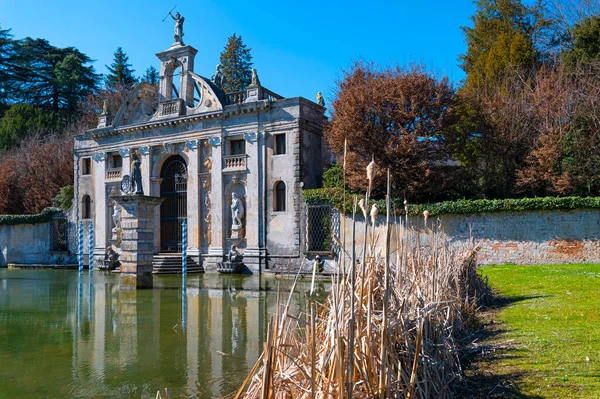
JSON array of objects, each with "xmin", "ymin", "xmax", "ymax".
[{"xmin": 230, "ymin": 170, "xmax": 490, "ymax": 399}]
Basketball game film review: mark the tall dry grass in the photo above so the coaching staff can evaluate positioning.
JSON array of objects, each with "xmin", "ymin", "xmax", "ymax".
[{"xmin": 229, "ymin": 169, "xmax": 489, "ymax": 399}]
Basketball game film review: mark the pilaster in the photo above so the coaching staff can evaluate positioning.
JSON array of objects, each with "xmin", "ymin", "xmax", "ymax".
[
  {"xmin": 185, "ymin": 139, "xmax": 201, "ymax": 258},
  {"xmin": 206, "ymin": 136, "xmax": 223, "ymax": 269}
]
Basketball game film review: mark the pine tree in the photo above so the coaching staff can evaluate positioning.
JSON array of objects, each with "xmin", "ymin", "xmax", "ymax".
[
  {"xmin": 459, "ymin": 0, "xmax": 546, "ymax": 92},
  {"xmin": 142, "ymin": 65, "xmax": 159, "ymax": 86},
  {"xmin": 11, "ymin": 37, "xmax": 100, "ymax": 117},
  {"xmin": 0, "ymin": 25, "xmax": 15, "ymax": 107},
  {"xmin": 219, "ymin": 34, "xmax": 253, "ymax": 93},
  {"xmin": 105, "ymin": 47, "xmax": 137, "ymax": 90}
]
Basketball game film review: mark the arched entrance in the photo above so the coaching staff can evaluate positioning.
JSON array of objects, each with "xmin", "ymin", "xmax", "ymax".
[{"xmin": 160, "ymin": 155, "xmax": 187, "ymax": 252}]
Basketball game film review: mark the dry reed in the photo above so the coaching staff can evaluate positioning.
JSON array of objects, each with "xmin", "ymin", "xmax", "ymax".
[{"xmin": 230, "ymin": 172, "xmax": 489, "ymax": 399}]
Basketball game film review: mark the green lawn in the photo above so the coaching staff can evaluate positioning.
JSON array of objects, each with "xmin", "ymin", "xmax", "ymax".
[{"xmin": 478, "ymin": 264, "xmax": 600, "ymax": 398}]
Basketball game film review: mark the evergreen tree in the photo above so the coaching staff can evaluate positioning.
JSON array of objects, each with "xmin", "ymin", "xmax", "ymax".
[
  {"xmin": 219, "ymin": 34, "xmax": 253, "ymax": 93},
  {"xmin": 564, "ymin": 15, "xmax": 600, "ymax": 65},
  {"xmin": 459, "ymin": 0, "xmax": 546, "ymax": 92},
  {"xmin": 105, "ymin": 47, "xmax": 137, "ymax": 89},
  {"xmin": 11, "ymin": 38, "xmax": 100, "ymax": 118},
  {"xmin": 142, "ymin": 65, "xmax": 159, "ymax": 86},
  {"xmin": 0, "ymin": 103, "xmax": 58, "ymax": 150},
  {"xmin": 0, "ymin": 25, "xmax": 16, "ymax": 107}
]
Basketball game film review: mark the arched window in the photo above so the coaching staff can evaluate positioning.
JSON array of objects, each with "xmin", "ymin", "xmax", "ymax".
[
  {"xmin": 274, "ymin": 181, "xmax": 286, "ymax": 212},
  {"xmin": 82, "ymin": 195, "xmax": 91, "ymax": 219}
]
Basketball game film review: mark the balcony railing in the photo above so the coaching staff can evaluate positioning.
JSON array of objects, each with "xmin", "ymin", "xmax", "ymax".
[
  {"xmin": 225, "ymin": 91, "xmax": 248, "ymax": 105},
  {"xmin": 159, "ymin": 98, "xmax": 184, "ymax": 117},
  {"xmin": 223, "ymin": 155, "xmax": 247, "ymax": 171},
  {"xmin": 105, "ymin": 169, "xmax": 122, "ymax": 181}
]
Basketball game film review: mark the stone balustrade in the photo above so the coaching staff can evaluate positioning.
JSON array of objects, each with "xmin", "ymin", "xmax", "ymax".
[
  {"xmin": 106, "ymin": 169, "xmax": 122, "ymax": 181},
  {"xmin": 223, "ymin": 155, "xmax": 247, "ymax": 171},
  {"xmin": 159, "ymin": 99, "xmax": 183, "ymax": 117}
]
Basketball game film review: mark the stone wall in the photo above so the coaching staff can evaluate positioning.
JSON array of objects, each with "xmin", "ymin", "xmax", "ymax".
[
  {"xmin": 0, "ymin": 222, "xmax": 71, "ymax": 266},
  {"xmin": 339, "ymin": 209, "xmax": 600, "ymax": 265}
]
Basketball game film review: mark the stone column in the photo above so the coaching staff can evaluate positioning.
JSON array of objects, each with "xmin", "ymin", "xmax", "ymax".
[
  {"xmin": 185, "ymin": 139, "xmax": 200, "ymax": 260},
  {"xmin": 92, "ymin": 152, "xmax": 107, "ymax": 264},
  {"xmin": 120, "ymin": 148, "xmax": 131, "ymax": 178},
  {"xmin": 243, "ymin": 132, "xmax": 262, "ymax": 272},
  {"xmin": 206, "ymin": 137, "xmax": 223, "ymax": 269},
  {"xmin": 113, "ymin": 195, "xmax": 163, "ymax": 289},
  {"xmin": 139, "ymin": 146, "xmax": 151, "ymax": 194}
]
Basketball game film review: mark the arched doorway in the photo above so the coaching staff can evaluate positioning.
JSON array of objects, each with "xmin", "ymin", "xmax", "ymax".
[{"xmin": 160, "ymin": 155, "xmax": 187, "ymax": 252}]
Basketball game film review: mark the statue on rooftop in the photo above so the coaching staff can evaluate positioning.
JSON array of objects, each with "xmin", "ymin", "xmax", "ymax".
[
  {"xmin": 250, "ymin": 68, "xmax": 260, "ymax": 87},
  {"xmin": 317, "ymin": 92, "xmax": 325, "ymax": 108},
  {"xmin": 212, "ymin": 64, "xmax": 225, "ymax": 88},
  {"xmin": 170, "ymin": 11, "xmax": 185, "ymax": 45}
]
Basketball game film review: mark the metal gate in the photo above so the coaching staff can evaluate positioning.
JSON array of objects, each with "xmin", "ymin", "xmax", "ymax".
[
  {"xmin": 305, "ymin": 204, "xmax": 340, "ymax": 254},
  {"xmin": 160, "ymin": 155, "xmax": 188, "ymax": 252}
]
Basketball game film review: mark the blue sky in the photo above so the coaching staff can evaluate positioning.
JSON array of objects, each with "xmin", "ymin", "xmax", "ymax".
[{"xmin": 1, "ymin": 0, "xmax": 476, "ymax": 103}]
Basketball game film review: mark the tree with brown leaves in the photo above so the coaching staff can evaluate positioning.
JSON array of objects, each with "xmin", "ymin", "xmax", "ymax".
[
  {"xmin": 325, "ymin": 63, "xmax": 455, "ymax": 201},
  {"xmin": 0, "ymin": 133, "xmax": 73, "ymax": 214}
]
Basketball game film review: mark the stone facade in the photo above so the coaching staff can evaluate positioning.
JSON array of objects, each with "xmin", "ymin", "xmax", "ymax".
[{"xmin": 73, "ymin": 38, "xmax": 327, "ymax": 273}]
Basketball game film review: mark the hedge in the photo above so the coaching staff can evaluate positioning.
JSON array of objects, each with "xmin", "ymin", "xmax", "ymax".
[
  {"xmin": 303, "ymin": 188, "xmax": 600, "ymax": 216},
  {"xmin": 0, "ymin": 207, "xmax": 62, "ymax": 226}
]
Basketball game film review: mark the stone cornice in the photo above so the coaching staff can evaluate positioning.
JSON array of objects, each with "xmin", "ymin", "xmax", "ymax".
[{"xmin": 89, "ymin": 101, "xmax": 271, "ymax": 140}]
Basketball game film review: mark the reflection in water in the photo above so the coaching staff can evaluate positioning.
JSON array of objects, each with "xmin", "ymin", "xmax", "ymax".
[{"xmin": 0, "ymin": 270, "xmax": 330, "ymax": 399}]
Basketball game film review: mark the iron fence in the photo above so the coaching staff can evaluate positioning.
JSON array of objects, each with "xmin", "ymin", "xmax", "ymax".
[{"xmin": 305, "ymin": 204, "xmax": 340, "ymax": 254}]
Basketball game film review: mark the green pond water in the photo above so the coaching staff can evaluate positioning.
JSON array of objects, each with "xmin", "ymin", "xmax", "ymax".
[{"xmin": 0, "ymin": 269, "xmax": 330, "ymax": 399}]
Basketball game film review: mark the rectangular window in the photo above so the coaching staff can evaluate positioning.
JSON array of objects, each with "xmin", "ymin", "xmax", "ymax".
[
  {"xmin": 110, "ymin": 154, "xmax": 122, "ymax": 169},
  {"xmin": 230, "ymin": 139, "xmax": 246, "ymax": 155},
  {"xmin": 274, "ymin": 134, "xmax": 286, "ymax": 155},
  {"xmin": 81, "ymin": 158, "xmax": 91, "ymax": 175}
]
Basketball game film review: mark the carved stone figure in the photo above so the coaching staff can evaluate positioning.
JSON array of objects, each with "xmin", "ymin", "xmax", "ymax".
[
  {"xmin": 131, "ymin": 155, "xmax": 143, "ymax": 195},
  {"xmin": 202, "ymin": 180, "xmax": 211, "ymax": 207},
  {"xmin": 231, "ymin": 192, "xmax": 245, "ymax": 228},
  {"xmin": 250, "ymin": 68, "xmax": 260, "ymax": 87},
  {"xmin": 228, "ymin": 244, "xmax": 243, "ymax": 263},
  {"xmin": 170, "ymin": 11, "xmax": 185, "ymax": 45},
  {"xmin": 203, "ymin": 156, "xmax": 212, "ymax": 172},
  {"xmin": 204, "ymin": 213, "xmax": 212, "ymax": 245},
  {"xmin": 317, "ymin": 92, "xmax": 325, "ymax": 107},
  {"xmin": 112, "ymin": 202, "xmax": 122, "ymax": 233},
  {"xmin": 212, "ymin": 64, "xmax": 225, "ymax": 88}
]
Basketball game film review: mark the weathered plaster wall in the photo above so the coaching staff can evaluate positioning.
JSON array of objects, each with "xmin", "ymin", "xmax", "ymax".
[
  {"xmin": 339, "ymin": 209, "xmax": 600, "ymax": 265},
  {"xmin": 0, "ymin": 222, "xmax": 69, "ymax": 266}
]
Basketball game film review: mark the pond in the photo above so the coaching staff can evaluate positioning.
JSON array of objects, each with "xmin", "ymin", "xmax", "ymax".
[{"xmin": 0, "ymin": 269, "xmax": 330, "ymax": 398}]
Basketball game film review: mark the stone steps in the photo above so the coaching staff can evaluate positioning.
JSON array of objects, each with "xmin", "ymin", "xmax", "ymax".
[{"xmin": 152, "ymin": 253, "xmax": 203, "ymax": 274}]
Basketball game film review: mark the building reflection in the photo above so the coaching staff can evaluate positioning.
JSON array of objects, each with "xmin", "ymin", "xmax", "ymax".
[{"xmin": 67, "ymin": 274, "xmax": 327, "ymax": 398}]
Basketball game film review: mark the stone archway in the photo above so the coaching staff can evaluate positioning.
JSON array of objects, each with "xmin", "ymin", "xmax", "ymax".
[{"xmin": 160, "ymin": 155, "xmax": 188, "ymax": 252}]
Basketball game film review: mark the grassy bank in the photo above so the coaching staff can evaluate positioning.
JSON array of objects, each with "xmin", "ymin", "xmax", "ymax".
[{"xmin": 477, "ymin": 264, "xmax": 600, "ymax": 398}]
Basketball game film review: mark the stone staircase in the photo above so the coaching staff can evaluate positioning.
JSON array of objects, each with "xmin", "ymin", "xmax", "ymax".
[{"xmin": 151, "ymin": 253, "xmax": 203, "ymax": 274}]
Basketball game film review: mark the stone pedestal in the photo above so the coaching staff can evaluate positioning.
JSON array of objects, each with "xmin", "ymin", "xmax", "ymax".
[{"xmin": 113, "ymin": 195, "xmax": 163, "ymax": 289}]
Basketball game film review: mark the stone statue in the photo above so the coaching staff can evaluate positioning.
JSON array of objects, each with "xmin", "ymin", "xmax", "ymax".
[
  {"xmin": 111, "ymin": 201, "xmax": 122, "ymax": 233},
  {"xmin": 211, "ymin": 64, "xmax": 225, "ymax": 88},
  {"xmin": 131, "ymin": 154, "xmax": 143, "ymax": 195},
  {"xmin": 228, "ymin": 244, "xmax": 242, "ymax": 263},
  {"xmin": 251, "ymin": 68, "xmax": 260, "ymax": 87},
  {"xmin": 170, "ymin": 11, "xmax": 185, "ymax": 45},
  {"xmin": 102, "ymin": 99, "xmax": 108, "ymax": 115},
  {"xmin": 203, "ymin": 180, "xmax": 211, "ymax": 207},
  {"xmin": 204, "ymin": 212, "xmax": 212, "ymax": 245},
  {"xmin": 317, "ymin": 92, "xmax": 325, "ymax": 107},
  {"xmin": 231, "ymin": 192, "xmax": 245, "ymax": 228},
  {"xmin": 203, "ymin": 156, "xmax": 213, "ymax": 172}
]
